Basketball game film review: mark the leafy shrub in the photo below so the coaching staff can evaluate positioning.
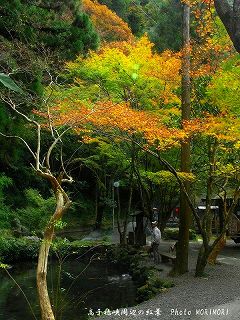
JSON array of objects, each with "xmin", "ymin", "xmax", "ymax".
[
  {"xmin": 163, "ymin": 228, "xmax": 197, "ymax": 240},
  {"xmin": 149, "ymin": 276, "xmax": 174, "ymax": 289},
  {"xmin": 107, "ymin": 245, "xmax": 138, "ymax": 267},
  {"xmin": 0, "ymin": 175, "xmax": 13, "ymax": 229},
  {"xmin": 131, "ymin": 265, "xmax": 149, "ymax": 285},
  {"xmin": 137, "ymin": 284, "xmax": 154, "ymax": 302},
  {"xmin": 136, "ymin": 271, "xmax": 174, "ymax": 303},
  {"xmin": 0, "ymin": 205, "xmax": 12, "ymax": 229},
  {"xmin": 16, "ymin": 189, "xmax": 55, "ymax": 232},
  {"xmin": 0, "ymin": 235, "xmax": 112, "ymax": 264},
  {"xmin": 0, "ymin": 236, "xmax": 40, "ymax": 263},
  {"xmin": 71, "ymin": 238, "xmax": 111, "ymax": 248}
]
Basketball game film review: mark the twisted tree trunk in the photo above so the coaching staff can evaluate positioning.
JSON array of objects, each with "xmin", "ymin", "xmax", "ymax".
[
  {"xmin": 37, "ymin": 184, "xmax": 71, "ymax": 320},
  {"xmin": 215, "ymin": 0, "xmax": 240, "ymax": 52},
  {"xmin": 208, "ymin": 233, "xmax": 227, "ymax": 265}
]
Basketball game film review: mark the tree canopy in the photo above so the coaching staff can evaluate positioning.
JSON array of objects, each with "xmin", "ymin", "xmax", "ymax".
[{"xmin": 1, "ymin": 2, "xmax": 240, "ymax": 319}]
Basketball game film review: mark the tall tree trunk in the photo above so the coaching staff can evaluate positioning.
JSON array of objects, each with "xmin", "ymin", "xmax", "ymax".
[
  {"xmin": 37, "ymin": 238, "xmax": 55, "ymax": 320},
  {"xmin": 195, "ymin": 191, "xmax": 239, "ymax": 275},
  {"xmin": 208, "ymin": 233, "xmax": 227, "ymax": 265},
  {"xmin": 116, "ymin": 186, "xmax": 123, "ymax": 243},
  {"xmin": 37, "ymin": 188, "xmax": 71, "ymax": 320},
  {"xmin": 173, "ymin": 1, "xmax": 191, "ymax": 275},
  {"xmin": 195, "ymin": 139, "xmax": 217, "ymax": 275},
  {"xmin": 195, "ymin": 244, "xmax": 210, "ymax": 276},
  {"xmin": 133, "ymin": 162, "xmax": 152, "ymax": 219}
]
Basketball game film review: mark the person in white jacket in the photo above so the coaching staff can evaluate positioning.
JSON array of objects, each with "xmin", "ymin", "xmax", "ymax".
[{"xmin": 149, "ymin": 221, "xmax": 161, "ymax": 264}]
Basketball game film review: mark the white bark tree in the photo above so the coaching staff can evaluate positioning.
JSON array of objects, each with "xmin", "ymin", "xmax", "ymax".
[{"xmin": 0, "ymin": 81, "xmax": 74, "ymax": 319}]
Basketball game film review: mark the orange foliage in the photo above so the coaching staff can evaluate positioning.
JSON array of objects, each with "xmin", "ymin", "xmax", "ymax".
[
  {"xmin": 36, "ymin": 101, "xmax": 186, "ymax": 150},
  {"xmin": 183, "ymin": 114, "xmax": 240, "ymax": 143},
  {"xmin": 35, "ymin": 101, "xmax": 240, "ymax": 152},
  {"xmin": 190, "ymin": 0, "xmax": 233, "ymax": 78},
  {"xmin": 82, "ymin": 0, "xmax": 133, "ymax": 42}
]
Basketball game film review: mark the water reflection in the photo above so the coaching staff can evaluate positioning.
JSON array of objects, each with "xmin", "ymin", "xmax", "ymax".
[{"xmin": 0, "ymin": 259, "xmax": 136, "ymax": 320}]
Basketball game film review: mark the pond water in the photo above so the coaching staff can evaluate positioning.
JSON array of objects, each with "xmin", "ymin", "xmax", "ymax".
[{"xmin": 0, "ymin": 258, "xmax": 136, "ymax": 320}]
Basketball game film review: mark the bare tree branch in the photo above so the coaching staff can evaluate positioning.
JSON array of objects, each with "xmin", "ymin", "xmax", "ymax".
[{"xmin": 0, "ymin": 132, "xmax": 36, "ymax": 160}]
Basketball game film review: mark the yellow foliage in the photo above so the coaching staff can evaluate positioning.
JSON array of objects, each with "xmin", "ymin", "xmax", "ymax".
[
  {"xmin": 66, "ymin": 35, "xmax": 181, "ymax": 107},
  {"xmin": 82, "ymin": 0, "xmax": 133, "ymax": 42}
]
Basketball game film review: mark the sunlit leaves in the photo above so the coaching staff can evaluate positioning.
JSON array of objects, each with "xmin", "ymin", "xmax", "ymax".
[
  {"xmin": 82, "ymin": 0, "xmax": 133, "ymax": 42},
  {"xmin": 40, "ymin": 15, "xmax": 238, "ymax": 179},
  {"xmin": 0, "ymin": 263, "xmax": 10, "ymax": 269},
  {"xmin": 42, "ymin": 34, "xmax": 184, "ymax": 150},
  {"xmin": 141, "ymin": 170, "xmax": 195, "ymax": 186},
  {"xmin": 207, "ymin": 55, "xmax": 240, "ymax": 114},
  {"xmin": 66, "ymin": 35, "xmax": 181, "ymax": 109},
  {"xmin": 42, "ymin": 100, "xmax": 186, "ymax": 150},
  {"xmin": 184, "ymin": 114, "xmax": 240, "ymax": 143}
]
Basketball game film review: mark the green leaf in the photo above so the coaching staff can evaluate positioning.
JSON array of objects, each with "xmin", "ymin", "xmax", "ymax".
[
  {"xmin": 0, "ymin": 263, "xmax": 10, "ymax": 269},
  {"xmin": 131, "ymin": 72, "xmax": 138, "ymax": 80},
  {"xmin": 0, "ymin": 73, "xmax": 24, "ymax": 93}
]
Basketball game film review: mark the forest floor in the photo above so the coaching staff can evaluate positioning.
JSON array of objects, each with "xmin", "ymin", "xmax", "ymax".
[{"xmin": 96, "ymin": 238, "xmax": 240, "ymax": 320}]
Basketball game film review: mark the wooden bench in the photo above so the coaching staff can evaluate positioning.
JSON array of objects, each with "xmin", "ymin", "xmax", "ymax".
[{"xmin": 159, "ymin": 251, "xmax": 176, "ymax": 264}]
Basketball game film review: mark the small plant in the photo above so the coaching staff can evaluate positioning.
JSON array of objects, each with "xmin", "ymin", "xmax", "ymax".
[
  {"xmin": 54, "ymin": 219, "xmax": 67, "ymax": 230},
  {"xmin": 136, "ymin": 270, "xmax": 174, "ymax": 303},
  {"xmin": 137, "ymin": 284, "xmax": 155, "ymax": 302}
]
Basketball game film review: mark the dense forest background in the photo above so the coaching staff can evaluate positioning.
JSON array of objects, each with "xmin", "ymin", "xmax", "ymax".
[
  {"xmin": 0, "ymin": 0, "xmax": 182, "ymax": 232},
  {"xmin": 1, "ymin": 2, "xmax": 240, "ymax": 320},
  {"xmin": 0, "ymin": 0, "xmax": 239, "ymax": 238}
]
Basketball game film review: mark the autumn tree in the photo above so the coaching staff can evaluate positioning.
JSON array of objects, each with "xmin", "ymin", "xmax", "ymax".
[
  {"xmin": 41, "ymin": 36, "xmax": 183, "ymax": 243},
  {"xmin": 173, "ymin": 0, "xmax": 231, "ymax": 276},
  {"xmin": 39, "ymin": 11, "xmax": 239, "ymax": 276},
  {"xmin": 63, "ymin": 28, "xmax": 239, "ymax": 272},
  {"xmin": 82, "ymin": 0, "xmax": 133, "ymax": 42},
  {"xmin": 183, "ymin": 109, "xmax": 240, "ymax": 275},
  {"xmin": 179, "ymin": 1, "xmax": 239, "ymax": 268},
  {"xmin": 185, "ymin": 0, "xmax": 238, "ymax": 273},
  {"xmin": 65, "ymin": 36, "xmax": 181, "ymax": 108},
  {"xmin": 168, "ymin": 0, "xmax": 234, "ymax": 276},
  {"xmin": 203, "ymin": 56, "xmax": 240, "ymax": 266}
]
